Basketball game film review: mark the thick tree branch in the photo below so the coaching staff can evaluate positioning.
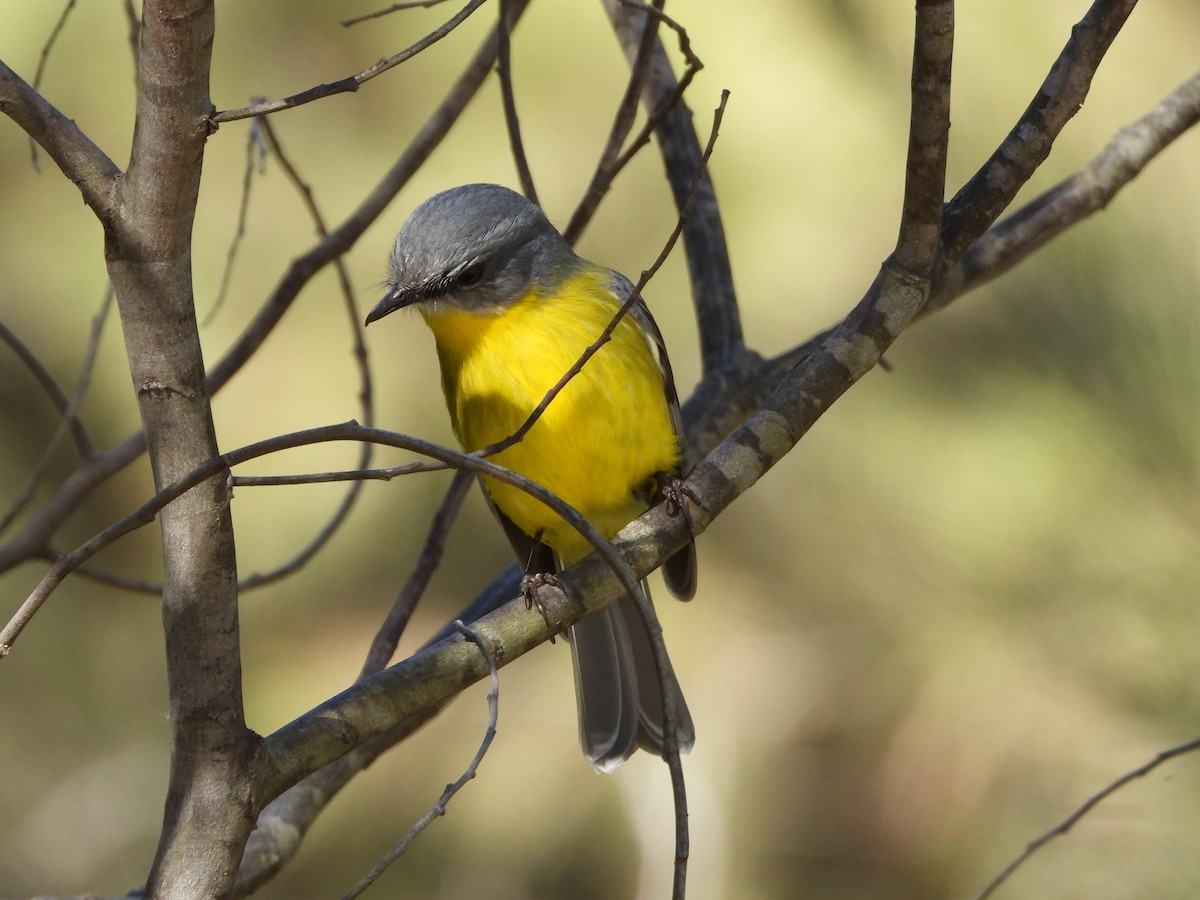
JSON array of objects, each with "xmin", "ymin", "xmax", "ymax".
[
  {"xmin": 255, "ymin": 250, "xmax": 928, "ymax": 812},
  {"xmin": 101, "ymin": 2, "xmax": 256, "ymax": 897}
]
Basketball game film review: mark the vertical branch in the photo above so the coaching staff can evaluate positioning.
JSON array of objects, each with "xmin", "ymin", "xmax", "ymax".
[
  {"xmin": 104, "ymin": 1, "xmax": 258, "ymax": 897},
  {"xmin": 894, "ymin": 0, "xmax": 953, "ymax": 278}
]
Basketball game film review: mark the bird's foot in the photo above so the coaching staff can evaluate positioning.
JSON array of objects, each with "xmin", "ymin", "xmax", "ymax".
[
  {"xmin": 521, "ymin": 571, "xmax": 563, "ymax": 638},
  {"xmin": 657, "ymin": 473, "xmax": 700, "ymax": 530}
]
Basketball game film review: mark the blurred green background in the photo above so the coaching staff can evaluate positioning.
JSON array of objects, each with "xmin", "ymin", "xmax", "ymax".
[{"xmin": 3, "ymin": 2, "xmax": 1200, "ymax": 898}]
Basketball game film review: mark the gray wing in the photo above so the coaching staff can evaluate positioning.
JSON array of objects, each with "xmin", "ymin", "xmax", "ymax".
[{"xmin": 606, "ymin": 270, "xmax": 698, "ymax": 601}]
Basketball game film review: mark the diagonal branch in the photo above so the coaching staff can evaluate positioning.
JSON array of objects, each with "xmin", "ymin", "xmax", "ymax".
[
  {"xmin": 0, "ymin": 59, "xmax": 122, "ymax": 217},
  {"xmin": 929, "ymin": 69, "xmax": 1200, "ymax": 313},
  {"xmin": 0, "ymin": 316, "xmax": 95, "ymax": 465},
  {"xmin": 976, "ymin": 737, "xmax": 1200, "ymax": 900},
  {"xmin": 602, "ymin": 0, "xmax": 743, "ymax": 373},
  {"xmin": 339, "ymin": 620, "xmax": 500, "ymax": 899},
  {"xmin": 563, "ymin": 0, "xmax": 664, "ymax": 245},
  {"xmin": 360, "ymin": 469, "xmax": 474, "ymax": 678},
  {"xmin": 0, "ymin": 288, "xmax": 109, "ymax": 535},
  {"xmin": 939, "ymin": 0, "xmax": 1138, "ymax": 272}
]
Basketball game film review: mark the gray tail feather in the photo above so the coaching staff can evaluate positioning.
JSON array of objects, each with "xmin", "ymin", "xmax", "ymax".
[{"xmin": 570, "ymin": 583, "xmax": 693, "ymax": 772}]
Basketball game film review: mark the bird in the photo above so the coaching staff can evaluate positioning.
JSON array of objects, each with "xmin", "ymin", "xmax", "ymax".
[{"xmin": 365, "ymin": 183, "xmax": 695, "ymax": 772}]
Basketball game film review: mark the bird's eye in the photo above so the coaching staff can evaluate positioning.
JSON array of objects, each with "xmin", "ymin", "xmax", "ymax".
[{"xmin": 457, "ymin": 263, "xmax": 484, "ymax": 287}]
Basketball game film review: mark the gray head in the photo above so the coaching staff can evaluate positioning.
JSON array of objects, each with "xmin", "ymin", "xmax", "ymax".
[{"xmin": 365, "ymin": 184, "xmax": 579, "ymax": 325}]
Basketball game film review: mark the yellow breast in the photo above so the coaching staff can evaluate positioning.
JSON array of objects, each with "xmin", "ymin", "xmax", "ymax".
[{"xmin": 421, "ymin": 268, "xmax": 679, "ymax": 564}]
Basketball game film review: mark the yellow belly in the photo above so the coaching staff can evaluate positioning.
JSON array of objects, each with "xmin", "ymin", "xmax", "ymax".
[{"xmin": 422, "ymin": 270, "xmax": 679, "ymax": 565}]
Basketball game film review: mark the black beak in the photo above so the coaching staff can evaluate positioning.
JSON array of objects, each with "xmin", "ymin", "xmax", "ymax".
[{"xmin": 364, "ymin": 284, "xmax": 417, "ymax": 326}]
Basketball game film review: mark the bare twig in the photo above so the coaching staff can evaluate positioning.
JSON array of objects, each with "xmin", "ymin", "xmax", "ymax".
[
  {"xmin": 32, "ymin": 0, "xmax": 79, "ymax": 91},
  {"xmin": 975, "ymin": 737, "xmax": 1200, "ymax": 900},
  {"xmin": 203, "ymin": 119, "xmax": 266, "ymax": 326},
  {"xmin": 0, "ymin": 421, "xmax": 639, "ymax": 658},
  {"xmin": 496, "ymin": 0, "xmax": 537, "ymax": 203},
  {"xmin": 0, "ymin": 316, "xmax": 94, "ymax": 464},
  {"xmin": 232, "ymin": 115, "xmax": 377, "ymax": 592},
  {"xmin": 655, "ymin": 92, "xmax": 729, "ymax": 900},
  {"xmin": 563, "ymin": 0, "xmax": 663, "ymax": 245},
  {"xmin": 602, "ymin": 0, "xmax": 742, "ymax": 372},
  {"xmin": 212, "ymin": 0, "xmax": 489, "ymax": 123},
  {"xmin": 0, "ymin": 431, "xmax": 145, "ymax": 573},
  {"xmin": 342, "ymin": 0, "xmax": 453, "ymax": 27},
  {"xmin": 566, "ymin": 1, "xmax": 703, "ymax": 250},
  {"xmin": 0, "ymin": 322, "xmax": 73, "ymax": 438},
  {"xmin": 27, "ymin": 0, "xmax": 79, "ymax": 171},
  {"xmin": 39, "ymin": 550, "xmax": 163, "ymax": 595},
  {"xmin": 360, "ymin": 469, "xmax": 474, "ymax": 678},
  {"xmin": 603, "ymin": 3, "xmax": 703, "ymax": 183},
  {"xmin": 121, "ymin": 0, "xmax": 140, "ymax": 68},
  {"xmin": 0, "ymin": 287, "xmax": 110, "ymax": 534},
  {"xmin": 339, "ymin": 620, "xmax": 499, "ymax": 900},
  {"xmin": 232, "ymin": 460, "xmax": 449, "ymax": 485}
]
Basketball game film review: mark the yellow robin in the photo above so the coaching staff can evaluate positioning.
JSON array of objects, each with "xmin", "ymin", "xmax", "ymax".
[{"xmin": 367, "ymin": 184, "xmax": 695, "ymax": 771}]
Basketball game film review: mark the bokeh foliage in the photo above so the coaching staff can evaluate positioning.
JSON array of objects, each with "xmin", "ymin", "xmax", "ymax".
[{"xmin": 2, "ymin": 2, "xmax": 1200, "ymax": 898}]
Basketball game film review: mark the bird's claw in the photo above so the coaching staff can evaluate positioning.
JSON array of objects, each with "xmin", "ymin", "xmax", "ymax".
[
  {"xmin": 658, "ymin": 473, "xmax": 700, "ymax": 531},
  {"xmin": 521, "ymin": 571, "xmax": 563, "ymax": 638}
]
